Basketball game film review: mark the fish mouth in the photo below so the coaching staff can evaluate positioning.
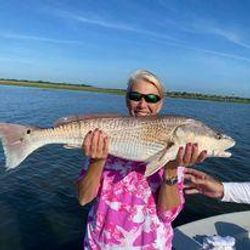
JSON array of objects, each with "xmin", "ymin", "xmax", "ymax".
[
  {"xmin": 229, "ymin": 139, "xmax": 236, "ymax": 148},
  {"xmin": 212, "ymin": 150, "xmax": 232, "ymax": 157},
  {"xmin": 222, "ymin": 137, "xmax": 236, "ymax": 157},
  {"xmin": 224, "ymin": 142, "xmax": 235, "ymax": 157},
  {"xmin": 224, "ymin": 136, "xmax": 236, "ymax": 148},
  {"xmin": 222, "ymin": 151, "xmax": 232, "ymax": 157},
  {"xmin": 212, "ymin": 138, "xmax": 235, "ymax": 157}
]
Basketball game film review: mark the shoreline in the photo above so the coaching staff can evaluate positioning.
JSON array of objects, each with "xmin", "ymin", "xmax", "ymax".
[{"xmin": 1, "ymin": 80, "xmax": 249, "ymax": 104}]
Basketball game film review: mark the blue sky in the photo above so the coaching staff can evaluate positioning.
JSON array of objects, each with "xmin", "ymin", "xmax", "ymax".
[{"xmin": 0, "ymin": 0, "xmax": 250, "ymax": 97}]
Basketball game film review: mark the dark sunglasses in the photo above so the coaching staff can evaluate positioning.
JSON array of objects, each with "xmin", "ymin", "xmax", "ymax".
[{"xmin": 128, "ymin": 91, "xmax": 161, "ymax": 103}]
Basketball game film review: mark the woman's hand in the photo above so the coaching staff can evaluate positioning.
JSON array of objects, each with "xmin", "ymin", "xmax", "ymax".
[
  {"xmin": 166, "ymin": 143, "xmax": 207, "ymax": 170},
  {"xmin": 83, "ymin": 128, "xmax": 109, "ymax": 163},
  {"xmin": 176, "ymin": 143, "xmax": 207, "ymax": 167},
  {"xmin": 184, "ymin": 168, "xmax": 224, "ymax": 199}
]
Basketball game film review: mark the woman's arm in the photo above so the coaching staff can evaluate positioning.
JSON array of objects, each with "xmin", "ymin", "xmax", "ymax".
[
  {"xmin": 157, "ymin": 144, "xmax": 207, "ymax": 211},
  {"xmin": 77, "ymin": 129, "xmax": 109, "ymax": 206},
  {"xmin": 157, "ymin": 162, "xmax": 181, "ymax": 211}
]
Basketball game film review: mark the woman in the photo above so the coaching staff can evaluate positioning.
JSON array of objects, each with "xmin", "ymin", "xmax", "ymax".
[{"xmin": 77, "ymin": 69, "xmax": 207, "ymax": 249}]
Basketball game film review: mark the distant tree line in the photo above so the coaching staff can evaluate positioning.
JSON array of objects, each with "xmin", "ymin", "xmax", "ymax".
[
  {"xmin": 0, "ymin": 78, "xmax": 91, "ymax": 87},
  {"xmin": 168, "ymin": 91, "xmax": 250, "ymax": 103}
]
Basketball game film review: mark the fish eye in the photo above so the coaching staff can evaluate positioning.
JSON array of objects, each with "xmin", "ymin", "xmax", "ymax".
[
  {"xmin": 27, "ymin": 129, "xmax": 31, "ymax": 134},
  {"xmin": 217, "ymin": 133, "xmax": 222, "ymax": 140}
]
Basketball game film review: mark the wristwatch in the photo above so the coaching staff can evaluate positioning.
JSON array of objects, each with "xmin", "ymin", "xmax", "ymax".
[{"xmin": 163, "ymin": 176, "xmax": 178, "ymax": 186}]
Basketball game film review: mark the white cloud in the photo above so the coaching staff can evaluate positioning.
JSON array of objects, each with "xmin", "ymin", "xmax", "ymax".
[
  {"xmin": 152, "ymin": 37, "xmax": 250, "ymax": 64},
  {"xmin": 169, "ymin": 16, "xmax": 250, "ymax": 50},
  {"xmin": 0, "ymin": 32, "xmax": 83, "ymax": 45},
  {"xmin": 53, "ymin": 9, "xmax": 181, "ymax": 43},
  {"xmin": 210, "ymin": 28, "xmax": 250, "ymax": 49}
]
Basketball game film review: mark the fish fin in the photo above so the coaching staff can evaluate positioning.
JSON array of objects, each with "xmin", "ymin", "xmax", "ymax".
[
  {"xmin": 145, "ymin": 156, "xmax": 169, "ymax": 177},
  {"xmin": 0, "ymin": 123, "xmax": 42, "ymax": 169},
  {"xmin": 54, "ymin": 113, "xmax": 122, "ymax": 127},
  {"xmin": 144, "ymin": 145, "xmax": 179, "ymax": 177},
  {"xmin": 63, "ymin": 144, "xmax": 79, "ymax": 149}
]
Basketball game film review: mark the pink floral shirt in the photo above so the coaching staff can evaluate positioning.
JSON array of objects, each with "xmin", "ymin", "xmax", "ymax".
[{"xmin": 79, "ymin": 155, "xmax": 185, "ymax": 250}]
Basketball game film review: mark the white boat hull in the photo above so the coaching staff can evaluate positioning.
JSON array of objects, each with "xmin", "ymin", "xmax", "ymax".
[{"xmin": 173, "ymin": 211, "xmax": 250, "ymax": 250}]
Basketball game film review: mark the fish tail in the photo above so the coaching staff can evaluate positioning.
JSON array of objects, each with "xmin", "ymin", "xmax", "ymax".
[{"xmin": 0, "ymin": 123, "xmax": 42, "ymax": 169}]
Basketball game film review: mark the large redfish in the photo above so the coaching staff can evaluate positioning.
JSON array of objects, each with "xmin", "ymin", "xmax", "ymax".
[{"xmin": 0, "ymin": 114, "xmax": 235, "ymax": 176}]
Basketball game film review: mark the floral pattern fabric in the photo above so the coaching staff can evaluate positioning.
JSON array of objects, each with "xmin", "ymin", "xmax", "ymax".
[{"xmin": 80, "ymin": 155, "xmax": 185, "ymax": 250}]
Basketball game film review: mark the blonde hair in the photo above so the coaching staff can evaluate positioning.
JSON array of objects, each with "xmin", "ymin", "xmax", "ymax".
[{"xmin": 127, "ymin": 69, "xmax": 165, "ymax": 98}]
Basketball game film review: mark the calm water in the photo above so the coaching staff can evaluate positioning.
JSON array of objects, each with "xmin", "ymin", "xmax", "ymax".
[{"xmin": 0, "ymin": 85, "xmax": 249, "ymax": 250}]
